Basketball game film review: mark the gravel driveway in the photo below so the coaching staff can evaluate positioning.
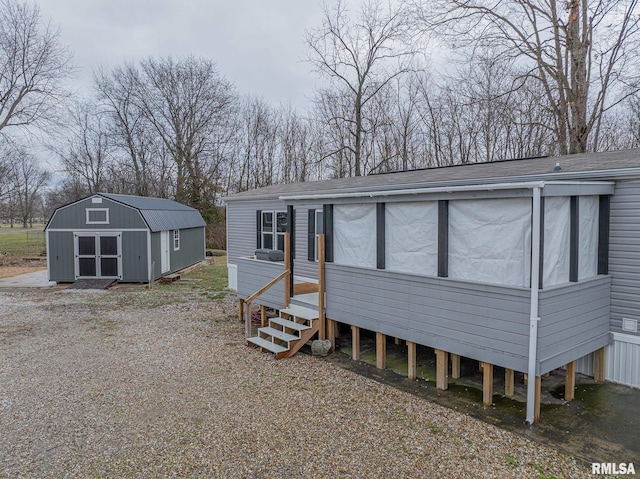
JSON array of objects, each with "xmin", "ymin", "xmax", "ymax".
[{"xmin": 0, "ymin": 286, "xmax": 601, "ymax": 478}]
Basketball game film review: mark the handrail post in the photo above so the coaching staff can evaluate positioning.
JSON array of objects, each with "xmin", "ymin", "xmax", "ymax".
[
  {"xmin": 284, "ymin": 233, "xmax": 291, "ymax": 308},
  {"xmin": 318, "ymin": 234, "xmax": 326, "ymax": 340},
  {"xmin": 244, "ymin": 300, "xmax": 252, "ymax": 338}
]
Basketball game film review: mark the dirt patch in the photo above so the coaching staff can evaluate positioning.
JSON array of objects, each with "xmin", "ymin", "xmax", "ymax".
[{"xmin": 0, "ymin": 255, "xmax": 47, "ymax": 279}]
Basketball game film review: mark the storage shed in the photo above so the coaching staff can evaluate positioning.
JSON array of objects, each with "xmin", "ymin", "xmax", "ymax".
[
  {"xmin": 45, "ymin": 193, "xmax": 206, "ymax": 283},
  {"xmin": 226, "ymin": 149, "xmax": 640, "ymax": 424}
]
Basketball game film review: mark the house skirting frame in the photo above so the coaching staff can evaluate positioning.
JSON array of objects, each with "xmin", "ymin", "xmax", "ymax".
[{"xmin": 574, "ymin": 333, "xmax": 640, "ymax": 388}]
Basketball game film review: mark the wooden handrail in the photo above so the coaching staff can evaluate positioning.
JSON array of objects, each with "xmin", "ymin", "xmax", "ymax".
[{"xmin": 245, "ymin": 270, "xmax": 289, "ymax": 304}]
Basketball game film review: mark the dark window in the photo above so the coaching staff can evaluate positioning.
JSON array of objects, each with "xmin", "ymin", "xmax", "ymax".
[
  {"xmin": 78, "ymin": 236, "xmax": 95, "ymax": 256},
  {"xmin": 101, "ymin": 258, "xmax": 118, "ymax": 277},
  {"xmin": 79, "ymin": 258, "xmax": 96, "ymax": 276},
  {"xmin": 100, "ymin": 236, "xmax": 118, "ymax": 256}
]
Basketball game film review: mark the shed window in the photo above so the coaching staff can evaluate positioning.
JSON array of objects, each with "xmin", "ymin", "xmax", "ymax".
[
  {"xmin": 173, "ymin": 230, "xmax": 180, "ymax": 251},
  {"xmin": 86, "ymin": 208, "xmax": 109, "ymax": 224},
  {"xmin": 260, "ymin": 211, "xmax": 287, "ymax": 251}
]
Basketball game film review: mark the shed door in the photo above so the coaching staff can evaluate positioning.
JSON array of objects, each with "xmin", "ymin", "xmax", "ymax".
[
  {"xmin": 74, "ymin": 233, "xmax": 122, "ymax": 280},
  {"xmin": 160, "ymin": 231, "xmax": 170, "ymax": 273}
]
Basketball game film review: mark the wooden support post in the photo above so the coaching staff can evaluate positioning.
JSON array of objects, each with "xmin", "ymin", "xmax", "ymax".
[
  {"xmin": 260, "ymin": 304, "xmax": 267, "ymax": 328},
  {"xmin": 451, "ymin": 354, "xmax": 460, "ymax": 379},
  {"xmin": 238, "ymin": 299, "xmax": 244, "ymax": 323},
  {"xmin": 435, "ymin": 349, "xmax": 448, "ymax": 390},
  {"xmin": 481, "ymin": 362, "xmax": 493, "ymax": 406},
  {"xmin": 327, "ymin": 319, "xmax": 336, "ymax": 352},
  {"xmin": 318, "ymin": 234, "xmax": 326, "ymax": 340},
  {"xmin": 376, "ymin": 332, "xmax": 386, "ymax": 370},
  {"xmin": 565, "ymin": 361, "xmax": 576, "ymax": 401},
  {"xmin": 505, "ymin": 369, "xmax": 515, "ymax": 398},
  {"xmin": 244, "ymin": 301, "xmax": 252, "ymax": 338},
  {"xmin": 284, "ymin": 233, "xmax": 291, "ymax": 308},
  {"xmin": 594, "ymin": 347, "xmax": 606, "ymax": 382},
  {"xmin": 351, "ymin": 325, "xmax": 360, "ymax": 361},
  {"xmin": 524, "ymin": 373, "xmax": 528, "ymax": 386},
  {"xmin": 394, "ymin": 337, "xmax": 401, "ymax": 345},
  {"xmin": 407, "ymin": 341, "xmax": 416, "ymax": 380},
  {"xmin": 534, "ymin": 376, "xmax": 542, "ymax": 423}
]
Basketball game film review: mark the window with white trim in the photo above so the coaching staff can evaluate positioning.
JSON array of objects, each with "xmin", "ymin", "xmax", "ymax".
[
  {"xmin": 86, "ymin": 208, "xmax": 109, "ymax": 224},
  {"xmin": 173, "ymin": 230, "xmax": 180, "ymax": 251},
  {"xmin": 260, "ymin": 211, "xmax": 287, "ymax": 250}
]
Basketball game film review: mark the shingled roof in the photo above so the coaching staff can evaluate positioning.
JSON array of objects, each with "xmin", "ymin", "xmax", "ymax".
[{"xmin": 225, "ymin": 148, "xmax": 640, "ymax": 201}]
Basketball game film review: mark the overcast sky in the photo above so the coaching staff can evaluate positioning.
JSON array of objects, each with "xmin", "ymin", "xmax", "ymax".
[{"xmin": 38, "ymin": 0, "xmax": 328, "ymax": 109}]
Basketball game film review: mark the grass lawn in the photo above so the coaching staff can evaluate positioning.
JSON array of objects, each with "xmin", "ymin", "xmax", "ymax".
[
  {"xmin": 0, "ymin": 230, "xmax": 46, "ymax": 256},
  {"xmin": 174, "ymin": 250, "xmax": 229, "ymax": 299}
]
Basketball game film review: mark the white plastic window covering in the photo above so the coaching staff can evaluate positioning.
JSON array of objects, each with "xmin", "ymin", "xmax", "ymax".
[
  {"xmin": 385, "ymin": 202, "xmax": 438, "ymax": 276},
  {"xmin": 543, "ymin": 197, "xmax": 570, "ymax": 287},
  {"xmin": 333, "ymin": 204, "xmax": 377, "ymax": 268},
  {"xmin": 449, "ymin": 198, "xmax": 532, "ymax": 287},
  {"xmin": 578, "ymin": 196, "xmax": 599, "ymax": 279}
]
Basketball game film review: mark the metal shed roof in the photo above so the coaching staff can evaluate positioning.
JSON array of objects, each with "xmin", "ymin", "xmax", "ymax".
[
  {"xmin": 99, "ymin": 193, "xmax": 206, "ymax": 232},
  {"xmin": 224, "ymin": 148, "xmax": 640, "ymax": 201}
]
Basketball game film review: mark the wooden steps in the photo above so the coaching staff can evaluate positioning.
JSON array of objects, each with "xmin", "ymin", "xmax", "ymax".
[
  {"xmin": 161, "ymin": 273, "xmax": 181, "ymax": 283},
  {"xmin": 246, "ymin": 303, "xmax": 319, "ymax": 359}
]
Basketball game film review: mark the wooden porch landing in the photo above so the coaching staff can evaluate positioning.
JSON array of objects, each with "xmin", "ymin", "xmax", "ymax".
[{"xmin": 290, "ymin": 292, "xmax": 318, "ymax": 308}]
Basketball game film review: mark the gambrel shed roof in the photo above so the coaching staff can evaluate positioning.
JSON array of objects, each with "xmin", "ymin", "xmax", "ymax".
[
  {"xmin": 99, "ymin": 193, "xmax": 206, "ymax": 232},
  {"xmin": 46, "ymin": 193, "xmax": 206, "ymax": 232}
]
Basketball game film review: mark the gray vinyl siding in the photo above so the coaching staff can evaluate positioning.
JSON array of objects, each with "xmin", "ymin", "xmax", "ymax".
[
  {"xmin": 47, "ymin": 231, "xmax": 75, "ymax": 282},
  {"xmin": 226, "ymin": 199, "xmax": 320, "ymax": 281},
  {"xmin": 609, "ymin": 180, "xmax": 640, "ymax": 337},
  {"xmin": 227, "ymin": 199, "xmax": 283, "ymax": 264},
  {"xmin": 537, "ymin": 276, "xmax": 611, "ymax": 374},
  {"xmin": 171, "ymin": 227, "xmax": 205, "ymax": 271},
  {"xmin": 121, "ymin": 231, "xmax": 149, "ymax": 282},
  {"xmin": 236, "ymin": 257, "xmax": 285, "ymax": 310},
  {"xmin": 323, "ymin": 264, "xmax": 611, "ymax": 374},
  {"xmin": 324, "ymin": 264, "xmax": 532, "ymax": 373},
  {"xmin": 48, "ymin": 197, "xmax": 146, "ymax": 230}
]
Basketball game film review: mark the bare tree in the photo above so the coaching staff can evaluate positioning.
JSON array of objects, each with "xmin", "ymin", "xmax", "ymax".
[
  {"xmin": 8, "ymin": 148, "xmax": 50, "ymax": 228},
  {"xmin": 94, "ymin": 65, "xmax": 159, "ymax": 197},
  {"xmin": 132, "ymin": 56, "xmax": 236, "ymax": 213},
  {"xmin": 413, "ymin": 0, "xmax": 640, "ymax": 154},
  {"xmin": 53, "ymin": 101, "xmax": 112, "ymax": 195},
  {"xmin": 305, "ymin": 0, "xmax": 415, "ymax": 176},
  {"xmin": 0, "ymin": 0, "xmax": 73, "ymax": 137}
]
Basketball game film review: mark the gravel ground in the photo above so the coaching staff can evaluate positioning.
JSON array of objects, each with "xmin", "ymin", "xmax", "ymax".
[{"xmin": 0, "ymin": 287, "xmax": 606, "ymax": 478}]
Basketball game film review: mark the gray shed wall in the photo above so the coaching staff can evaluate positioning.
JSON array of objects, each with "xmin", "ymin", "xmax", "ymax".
[
  {"xmin": 171, "ymin": 227, "xmax": 205, "ymax": 272},
  {"xmin": 47, "ymin": 230, "xmax": 150, "ymax": 282},
  {"xmin": 121, "ymin": 231, "xmax": 149, "ymax": 282},
  {"xmin": 226, "ymin": 199, "xmax": 320, "ymax": 281},
  {"xmin": 47, "ymin": 231, "xmax": 75, "ymax": 282},
  {"xmin": 609, "ymin": 180, "xmax": 640, "ymax": 337},
  {"xmin": 149, "ymin": 227, "xmax": 204, "ymax": 280}
]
